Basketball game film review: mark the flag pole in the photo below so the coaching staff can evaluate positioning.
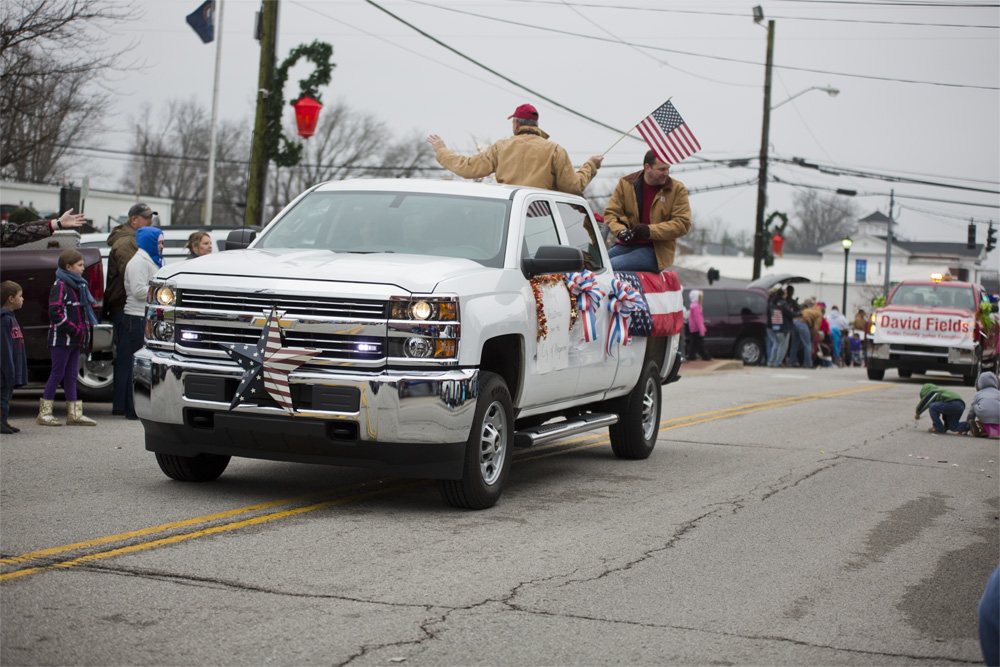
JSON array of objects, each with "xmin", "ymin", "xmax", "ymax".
[
  {"xmin": 602, "ymin": 125, "xmax": 637, "ymax": 156},
  {"xmin": 602, "ymin": 97, "xmax": 671, "ymax": 156},
  {"xmin": 205, "ymin": 0, "xmax": 224, "ymax": 225}
]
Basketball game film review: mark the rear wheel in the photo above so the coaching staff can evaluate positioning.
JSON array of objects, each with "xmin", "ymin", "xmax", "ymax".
[
  {"xmin": 439, "ymin": 372, "xmax": 513, "ymax": 510},
  {"xmin": 76, "ymin": 352, "xmax": 114, "ymax": 402},
  {"xmin": 155, "ymin": 452, "xmax": 230, "ymax": 482},
  {"xmin": 609, "ymin": 360, "xmax": 661, "ymax": 460},
  {"xmin": 963, "ymin": 355, "xmax": 981, "ymax": 387},
  {"xmin": 736, "ymin": 337, "xmax": 765, "ymax": 366}
]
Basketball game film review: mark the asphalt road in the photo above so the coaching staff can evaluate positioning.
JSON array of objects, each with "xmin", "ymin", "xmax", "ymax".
[{"xmin": 1, "ymin": 366, "xmax": 997, "ymax": 666}]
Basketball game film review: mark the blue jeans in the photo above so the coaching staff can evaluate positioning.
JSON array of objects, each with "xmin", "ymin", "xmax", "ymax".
[
  {"xmin": 111, "ymin": 309, "xmax": 130, "ymax": 412},
  {"xmin": 608, "ymin": 244, "xmax": 659, "ymax": 272},
  {"xmin": 929, "ymin": 400, "xmax": 965, "ymax": 433},
  {"xmin": 768, "ymin": 331, "xmax": 790, "ymax": 367},
  {"xmin": 123, "ymin": 314, "xmax": 146, "ymax": 419},
  {"xmin": 788, "ymin": 320, "xmax": 812, "ymax": 367}
]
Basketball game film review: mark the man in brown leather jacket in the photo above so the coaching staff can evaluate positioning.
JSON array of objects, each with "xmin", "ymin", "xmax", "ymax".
[
  {"xmin": 427, "ymin": 104, "xmax": 603, "ymax": 195},
  {"xmin": 604, "ymin": 150, "xmax": 691, "ymax": 272}
]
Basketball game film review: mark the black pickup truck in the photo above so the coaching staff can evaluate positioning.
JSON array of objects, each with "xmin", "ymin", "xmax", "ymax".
[{"xmin": 0, "ymin": 233, "xmax": 111, "ymax": 401}]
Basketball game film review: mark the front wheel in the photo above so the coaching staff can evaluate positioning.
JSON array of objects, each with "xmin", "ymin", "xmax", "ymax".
[
  {"xmin": 867, "ymin": 366, "xmax": 885, "ymax": 381},
  {"xmin": 156, "ymin": 452, "xmax": 230, "ymax": 482},
  {"xmin": 609, "ymin": 360, "xmax": 661, "ymax": 460},
  {"xmin": 439, "ymin": 372, "xmax": 513, "ymax": 510},
  {"xmin": 898, "ymin": 369, "xmax": 912, "ymax": 378}
]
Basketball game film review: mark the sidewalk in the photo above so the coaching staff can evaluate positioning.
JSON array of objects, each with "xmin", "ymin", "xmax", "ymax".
[{"xmin": 679, "ymin": 358, "xmax": 746, "ymax": 376}]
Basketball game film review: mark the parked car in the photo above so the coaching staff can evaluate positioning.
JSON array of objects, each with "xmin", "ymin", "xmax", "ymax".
[{"xmin": 683, "ymin": 286, "xmax": 768, "ymax": 365}]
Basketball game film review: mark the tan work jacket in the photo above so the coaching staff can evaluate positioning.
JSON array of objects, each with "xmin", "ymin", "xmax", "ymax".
[
  {"xmin": 604, "ymin": 171, "xmax": 692, "ymax": 271},
  {"xmin": 434, "ymin": 126, "xmax": 597, "ymax": 195}
]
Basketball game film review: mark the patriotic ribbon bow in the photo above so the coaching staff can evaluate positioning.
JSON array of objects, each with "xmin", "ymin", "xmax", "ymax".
[
  {"xmin": 605, "ymin": 276, "xmax": 644, "ymax": 356},
  {"xmin": 565, "ymin": 270, "xmax": 604, "ymax": 343}
]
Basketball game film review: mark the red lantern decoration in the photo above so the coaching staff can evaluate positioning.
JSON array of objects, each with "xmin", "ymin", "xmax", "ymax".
[
  {"xmin": 771, "ymin": 233, "xmax": 784, "ymax": 258},
  {"xmin": 292, "ymin": 96, "xmax": 323, "ymax": 138}
]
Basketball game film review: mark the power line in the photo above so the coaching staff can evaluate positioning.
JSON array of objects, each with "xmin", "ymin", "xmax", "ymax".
[
  {"xmin": 773, "ymin": 156, "xmax": 1000, "ymax": 194},
  {"xmin": 364, "ymin": 0, "xmax": 646, "ymax": 141},
  {"xmin": 408, "ymin": 0, "xmax": 999, "ymax": 90},
  {"xmin": 506, "ymin": 0, "xmax": 1000, "ymax": 28},
  {"xmin": 772, "ymin": 175, "xmax": 1000, "ymax": 208}
]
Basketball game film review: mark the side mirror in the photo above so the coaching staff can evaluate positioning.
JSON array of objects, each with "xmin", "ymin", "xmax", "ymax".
[
  {"xmin": 521, "ymin": 245, "xmax": 584, "ymax": 278},
  {"xmin": 225, "ymin": 228, "xmax": 257, "ymax": 250}
]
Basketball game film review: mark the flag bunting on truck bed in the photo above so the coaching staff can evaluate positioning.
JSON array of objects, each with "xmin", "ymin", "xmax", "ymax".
[{"xmin": 615, "ymin": 270, "xmax": 684, "ymax": 337}]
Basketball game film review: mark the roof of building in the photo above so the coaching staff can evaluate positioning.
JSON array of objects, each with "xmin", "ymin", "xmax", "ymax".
[{"xmin": 891, "ymin": 240, "xmax": 983, "ymax": 259}]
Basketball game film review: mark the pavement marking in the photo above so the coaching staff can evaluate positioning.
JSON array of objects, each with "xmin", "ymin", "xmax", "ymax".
[{"xmin": 1, "ymin": 383, "xmax": 899, "ymax": 582}]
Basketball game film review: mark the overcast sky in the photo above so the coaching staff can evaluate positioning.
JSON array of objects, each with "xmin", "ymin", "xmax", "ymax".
[{"xmin": 84, "ymin": 0, "xmax": 999, "ymax": 250}]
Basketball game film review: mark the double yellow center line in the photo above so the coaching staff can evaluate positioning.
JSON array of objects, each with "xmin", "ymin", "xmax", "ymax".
[{"xmin": 1, "ymin": 383, "xmax": 894, "ymax": 582}]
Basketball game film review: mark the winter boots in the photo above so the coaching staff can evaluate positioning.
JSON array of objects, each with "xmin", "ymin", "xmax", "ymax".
[
  {"xmin": 36, "ymin": 398, "xmax": 62, "ymax": 426},
  {"xmin": 35, "ymin": 399, "xmax": 97, "ymax": 426},
  {"xmin": 66, "ymin": 401, "xmax": 97, "ymax": 426}
]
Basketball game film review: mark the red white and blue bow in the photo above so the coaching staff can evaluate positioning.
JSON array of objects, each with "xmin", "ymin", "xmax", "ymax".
[
  {"xmin": 565, "ymin": 270, "xmax": 604, "ymax": 343},
  {"xmin": 606, "ymin": 276, "xmax": 644, "ymax": 356}
]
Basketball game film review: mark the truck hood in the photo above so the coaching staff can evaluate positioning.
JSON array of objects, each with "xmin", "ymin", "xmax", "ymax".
[{"xmin": 156, "ymin": 248, "xmax": 491, "ymax": 293}]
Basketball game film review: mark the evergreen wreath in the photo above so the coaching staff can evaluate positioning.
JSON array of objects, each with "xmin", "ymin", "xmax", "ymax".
[{"xmin": 266, "ymin": 40, "xmax": 335, "ymax": 167}]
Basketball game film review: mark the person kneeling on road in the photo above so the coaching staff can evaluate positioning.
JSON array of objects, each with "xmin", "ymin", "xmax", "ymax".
[{"xmin": 915, "ymin": 382, "xmax": 966, "ymax": 435}]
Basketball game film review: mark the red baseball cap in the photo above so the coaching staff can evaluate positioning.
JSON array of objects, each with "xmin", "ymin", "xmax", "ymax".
[{"xmin": 508, "ymin": 104, "xmax": 539, "ymax": 121}]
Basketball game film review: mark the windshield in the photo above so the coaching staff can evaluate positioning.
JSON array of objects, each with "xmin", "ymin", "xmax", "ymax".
[
  {"xmin": 256, "ymin": 190, "xmax": 510, "ymax": 267},
  {"xmin": 889, "ymin": 283, "xmax": 977, "ymax": 310}
]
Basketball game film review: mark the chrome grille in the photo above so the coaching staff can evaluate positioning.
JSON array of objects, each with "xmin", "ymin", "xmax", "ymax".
[
  {"xmin": 175, "ymin": 289, "xmax": 387, "ymax": 364},
  {"xmin": 178, "ymin": 289, "xmax": 386, "ymax": 318}
]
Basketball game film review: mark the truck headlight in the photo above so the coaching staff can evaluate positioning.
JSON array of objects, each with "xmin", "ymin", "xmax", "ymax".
[
  {"xmin": 388, "ymin": 295, "xmax": 459, "ymax": 360},
  {"xmin": 145, "ymin": 280, "xmax": 177, "ymax": 348}
]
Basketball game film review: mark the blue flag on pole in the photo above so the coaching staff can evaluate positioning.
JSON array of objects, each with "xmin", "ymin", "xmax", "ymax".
[{"xmin": 186, "ymin": 0, "xmax": 214, "ymax": 43}]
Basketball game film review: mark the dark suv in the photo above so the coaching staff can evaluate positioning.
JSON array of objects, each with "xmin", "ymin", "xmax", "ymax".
[{"xmin": 683, "ymin": 286, "xmax": 768, "ymax": 365}]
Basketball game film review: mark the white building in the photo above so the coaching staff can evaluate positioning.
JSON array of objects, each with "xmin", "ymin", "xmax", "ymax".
[
  {"xmin": 1, "ymin": 181, "xmax": 173, "ymax": 230},
  {"xmin": 675, "ymin": 211, "xmax": 995, "ymax": 316}
]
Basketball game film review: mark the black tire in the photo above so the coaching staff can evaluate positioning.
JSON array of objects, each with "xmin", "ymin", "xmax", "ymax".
[
  {"xmin": 736, "ymin": 337, "xmax": 765, "ymax": 366},
  {"xmin": 963, "ymin": 351, "xmax": 982, "ymax": 387},
  {"xmin": 898, "ymin": 369, "xmax": 912, "ymax": 378},
  {"xmin": 609, "ymin": 360, "xmax": 661, "ymax": 460},
  {"xmin": 76, "ymin": 352, "xmax": 114, "ymax": 402},
  {"xmin": 867, "ymin": 366, "xmax": 885, "ymax": 381},
  {"xmin": 439, "ymin": 372, "xmax": 513, "ymax": 510},
  {"xmin": 156, "ymin": 452, "xmax": 230, "ymax": 482}
]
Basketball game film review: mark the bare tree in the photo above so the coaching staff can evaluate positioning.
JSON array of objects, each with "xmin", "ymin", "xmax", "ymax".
[
  {"xmin": 1, "ymin": 0, "xmax": 135, "ymax": 181},
  {"xmin": 122, "ymin": 99, "xmax": 250, "ymax": 226},
  {"xmin": 785, "ymin": 190, "xmax": 859, "ymax": 251},
  {"xmin": 268, "ymin": 100, "xmax": 435, "ymax": 218}
]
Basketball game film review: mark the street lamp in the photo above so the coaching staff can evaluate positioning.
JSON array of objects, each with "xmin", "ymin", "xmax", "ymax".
[
  {"xmin": 771, "ymin": 86, "xmax": 839, "ymax": 109},
  {"xmin": 842, "ymin": 237, "xmax": 853, "ymax": 314},
  {"xmin": 751, "ymin": 8, "xmax": 841, "ymax": 280}
]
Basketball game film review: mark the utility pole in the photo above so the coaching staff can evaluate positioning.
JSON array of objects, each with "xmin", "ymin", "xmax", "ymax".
[
  {"xmin": 883, "ymin": 189, "xmax": 894, "ymax": 297},
  {"xmin": 245, "ymin": 0, "xmax": 279, "ymax": 228},
  {"xmin": 752, "ymin": 19, "xmax": 775, "ymax": 281}
]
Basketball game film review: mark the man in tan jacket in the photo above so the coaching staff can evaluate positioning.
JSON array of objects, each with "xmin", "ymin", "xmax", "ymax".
[
  {"xmin": 604, "ymin": 151, "xmax": 691, "ymax": 272},
  {"xmin": 427, "ymin": 104, "xmax": 603, "ymax": 195}
]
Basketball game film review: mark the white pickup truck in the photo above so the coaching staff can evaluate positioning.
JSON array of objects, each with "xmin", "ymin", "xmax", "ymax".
[
  {"xmin": 865, "ymin": 279, "xmax": 998, "ymax": 386},
  {"xmin": 134, "ymin": 180, "xmax": 683, "ymax": 509}
]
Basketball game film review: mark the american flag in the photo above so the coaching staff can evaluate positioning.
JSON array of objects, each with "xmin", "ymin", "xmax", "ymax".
[
  {"xmin": 636, "ymin": 101, "xmax": 700, "ymax": 165},
  {"xmin": 221, "ymin": 307, "xmax": 321, "ymax": 414},
  {"xmin": 526, "ymin": 201, "xmax": 551, "ymax": 218},
  {"xmin": 615, "ymin": 270, "xmax": 684, "ymax": 337}
]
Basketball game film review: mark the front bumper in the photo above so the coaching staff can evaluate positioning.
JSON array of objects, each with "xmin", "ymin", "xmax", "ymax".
[
  {"xmin": 866, "ymin": 342, "xmax": 977, "ymax": 375},
  {"xmin": 133, "ymin": 349, "xmax": 478, "ymax": 479}
]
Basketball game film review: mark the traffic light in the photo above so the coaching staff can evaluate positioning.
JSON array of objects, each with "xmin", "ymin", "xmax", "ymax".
[
  {"xmin": 967, "ymin": 222, "xmax": 977, "ymax": 249},
  {"xmin": 988, "ymin": 223, "xmax": 997, "ymax": 252}
]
